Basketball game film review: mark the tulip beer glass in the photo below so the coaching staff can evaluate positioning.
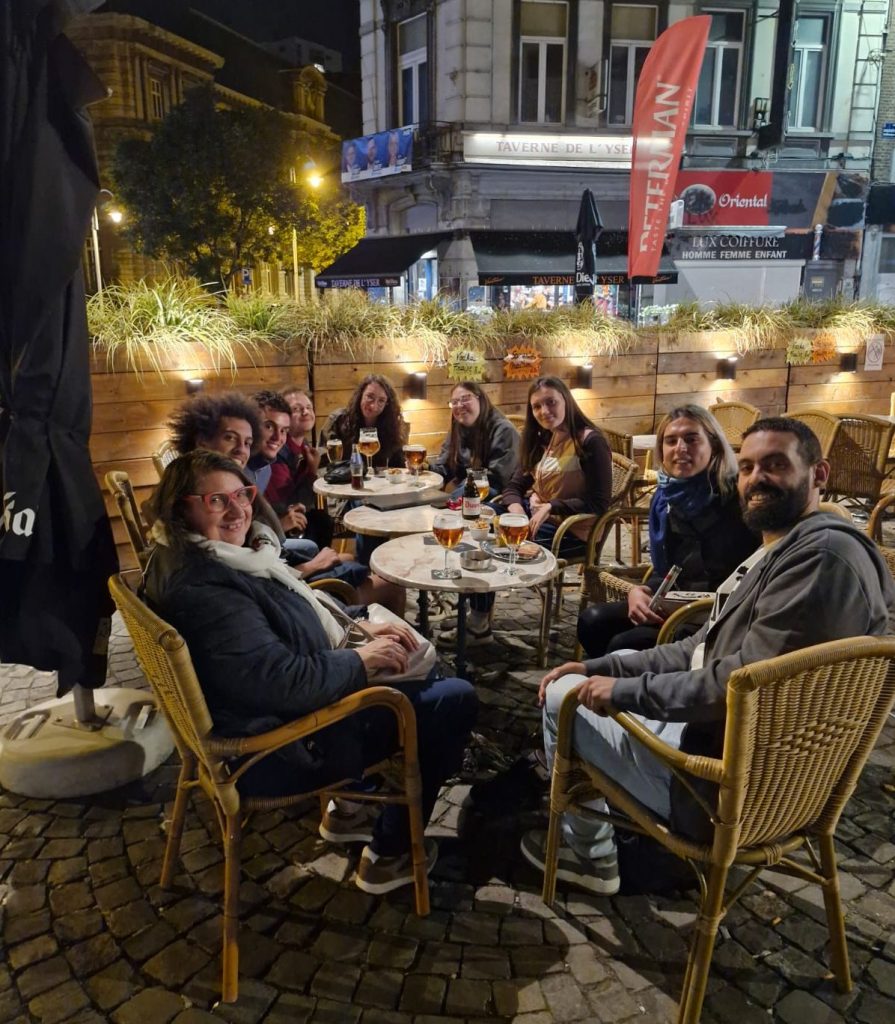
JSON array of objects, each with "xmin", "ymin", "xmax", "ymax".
[
  {"xmin": 432, "ymin": 511, "xmax": 463, "ymax": 579},
  {"xmin": 403, "ymin": 444, "xmax": 427, "ymax": 487},
  {"xmin": 497, "ymin": 512, "xmax": 529, "ymax": 576},
  {"xmin": 357, "ymin": 428, "xmax": 380, "ymax": 476},
  {"xmin": 326, "ymin": 438, "xmax": 344, "ymax": 463}
]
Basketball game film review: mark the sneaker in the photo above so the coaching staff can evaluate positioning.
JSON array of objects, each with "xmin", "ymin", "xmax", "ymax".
[
  {"xmin": 438, "ymin": 614, "xmax": 492, "ymax": 645},
  {"xmin": 319, "ymin": 798, "xmax": 379, "ymax": 844},
  {"xmin": 355, "ymin": 837, "xmax": 438, "ymax": 895},
  {"xmin": 520, "ymin": 829, "xmax": 620, "ymax": 896}
]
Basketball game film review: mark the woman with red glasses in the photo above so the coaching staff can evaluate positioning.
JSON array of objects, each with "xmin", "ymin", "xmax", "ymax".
[{"xmin": 143, "ymin": 450, "xmax": 476, "ymax": 896}]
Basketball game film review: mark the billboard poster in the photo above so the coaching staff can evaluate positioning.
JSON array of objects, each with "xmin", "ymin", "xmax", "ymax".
[
  {"xmin": 627, "ymin": 16, "xmax": 711, "ymax": 280},
  {"xmin": 341, "ymin": 127, "xmax": 414, "ymax": 182}
]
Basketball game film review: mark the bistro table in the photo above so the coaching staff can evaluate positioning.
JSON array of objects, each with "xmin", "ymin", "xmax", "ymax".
[
  {"xmin": 343, "ymin": 503, "xmax": 438, "ymax": 538},
  {"xmin": 313, "ymin": 470, "xmax": 443, "ymax": 504},
  {"xmin": 370, "ymin": 531, "xmax": 559, "ymax": 677}
]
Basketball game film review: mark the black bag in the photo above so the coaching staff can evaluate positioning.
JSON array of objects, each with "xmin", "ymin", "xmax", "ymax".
[{"xmin": 324, "ymin": 460, "xmax": 351, "ymax": 484}]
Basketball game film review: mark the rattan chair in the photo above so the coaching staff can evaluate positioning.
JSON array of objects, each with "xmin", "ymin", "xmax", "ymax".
[
  {"xmin": 707, "ymin": 401, "xmax": 761, "ymax": 451},
  {"xmin": 542, "ymin": 635, "xmax": 895, "ymax": 1024},
  {"xmin": 108, "ymin": 574, "xmax": 429, "ymax": 1003},
  {"xmin": 868, "ymin": 493, "xmax": 895, "ymax": 542},
  {"xmin": 787, "ymin": 409, "xmax": 841, "ymax": 459},
  {"xmin": 152, "ymin": 439, "xmax": 179, "ymax": 479},
  {"xmin": 825, "ymin": 414, "xmax": 895, "ymax": 511},
  {"xmin": 506, "ymin": 413, "xmax": 526, "ymax": 432},
  {"xmin": 104, "ymin": 470, "xmax": 149, "ymax": 568}
]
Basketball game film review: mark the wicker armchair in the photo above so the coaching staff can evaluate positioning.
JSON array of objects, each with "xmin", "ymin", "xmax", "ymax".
[
  {"xmin": 506, "ymin": 413, "xmax": 526, "ymax": 432},
  {"xmin": 104, "ymin": 470, "xmax": 149, "ymax": 568},
  {"xmin": 152, "ymin": 439, "xmax": 179, "ymax": 479},
  {"xmin": 542, "ymin": 635, "xmax": 895, "ymax": 1024},
  {"xmin": 868, "ymin": 493, "xmax": 895, "ymax": 543},
  {"xmin": 787, "ymin": 409, "xmax": 841, "ymax": 458},
  {"xmin": 108, "ymin": 574, "xmax": 429, "ymax": 1003},
  {"xmin": 826, "ymin": 414, "xmax": 895, "ymax": 510},
  {"xmin": 707, "ymin": 401, "xmax": 761, "ymax": 451}
]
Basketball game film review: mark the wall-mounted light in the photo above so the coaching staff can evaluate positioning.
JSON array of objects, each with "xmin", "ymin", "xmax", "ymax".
[
  {"xmin": 716, "ymin": 357, "xmax": 738, "ymax": 380},
  {"xmin": 839, "ymin": 352, "xmax": 858, "ymax": 373},
  {"xmin": 574, "ymin": 364, "xmax": 593, "ymax": 390},
  {"xmin": 186, "ymin": 378, "xmax": 205, "ymax": 395},
  {"xmin": 751, "ymin": 97, "xmax": 770, "ymax": 132},
  {"xmin": 405, "ymin": 371, "xmax": 428, "ymax": 400}
]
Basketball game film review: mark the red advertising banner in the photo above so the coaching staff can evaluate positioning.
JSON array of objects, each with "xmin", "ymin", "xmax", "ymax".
[{"xmin": 627, "ymin": 16, "xmax": 711, "ymax": 280}]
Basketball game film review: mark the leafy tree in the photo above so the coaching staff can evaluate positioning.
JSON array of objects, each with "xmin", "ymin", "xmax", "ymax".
[{"xmin": 113, "ymin": 86, "xmax": 364, "ymax": 286}]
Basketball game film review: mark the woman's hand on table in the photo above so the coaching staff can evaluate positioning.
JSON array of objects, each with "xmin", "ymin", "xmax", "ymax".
[
  {"xmin": 537, "ymin": 660, "xmax": 586, "ymax": 706},
  {"xmin": 627, "ymin": 585, "xmax": 664, "ymax": 626},
  {"xmin": 356, "ymin": 636, "xmax": 409, "ymax": 675},
  {"xmin": 364, "ymin": 619, "xmax": 420, "ymax": 651}
]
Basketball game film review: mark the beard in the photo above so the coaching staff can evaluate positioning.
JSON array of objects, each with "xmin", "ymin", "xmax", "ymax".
[{"xmin": 741, "ymin": 476, "xmax": 811, "ymax": 532}]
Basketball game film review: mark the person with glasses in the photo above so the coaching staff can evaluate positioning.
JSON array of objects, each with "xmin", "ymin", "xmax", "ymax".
[
  {"xmin": 577, "ymin": 404, "xmax": 759, "ymax": 659},
  {"xmin": 142, "ymin": 449, "xmax": 477, "ymax": 896},
  {"xmin": 319, "ymin": 374, "xmax": 409, "ymax": 473},
  {"xmin": 433, "ymin": 381, "xmax": 520, "ymax": 500}
]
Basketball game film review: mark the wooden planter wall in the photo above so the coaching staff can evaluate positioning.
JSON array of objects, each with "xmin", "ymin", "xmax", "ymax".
[{"xmin": 93, "ymin": 331, "xmax": 895, "ymax": 569}]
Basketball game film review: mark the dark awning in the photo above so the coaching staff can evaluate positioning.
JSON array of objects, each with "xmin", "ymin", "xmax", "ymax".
[
  {"xmin": 469, "ymin": 231, "xmax": 678, "ymax": 285},
  {"xmin": 315, "ymin": 232, "xmax": 450, "ymax": 288},
  {"xmin": 867, "ymin": 184, "xmax": 895, "ymax": 225}
]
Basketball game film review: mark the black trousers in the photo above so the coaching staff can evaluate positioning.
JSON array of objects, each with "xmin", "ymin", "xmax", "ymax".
[{"xmin": 577, "ymin": 601, "xmax": 662, "ymax": 659}]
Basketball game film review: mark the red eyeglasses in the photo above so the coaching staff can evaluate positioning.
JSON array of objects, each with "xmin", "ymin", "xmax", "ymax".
[{"xmin": 185, "ymin": 485, "xmax": 257, "ymax": 512}]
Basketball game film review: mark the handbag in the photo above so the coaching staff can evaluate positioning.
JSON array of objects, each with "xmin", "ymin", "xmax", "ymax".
[
  {"xmin": 324, "ymin": 460, "xmax": 351, "ymax": 484},
  {"xmin": 337, "ymin": 604, "xmax": 437, "ymax": 683}
]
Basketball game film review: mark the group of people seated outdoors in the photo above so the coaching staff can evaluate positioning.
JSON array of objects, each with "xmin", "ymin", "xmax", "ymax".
[{"xmin": 140, "ymin": 369, "xmax": 895, "ymax": 899}]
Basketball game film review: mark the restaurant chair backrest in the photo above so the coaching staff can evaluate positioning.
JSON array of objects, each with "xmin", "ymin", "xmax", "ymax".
[
  {"xmin": 152, "ymin": 439, "xmax": 179, "ymax": 479},
  {"xmin": 787, "ymin": 409, "xmax": 841, "ymax": 459},
  {"xmin": 707, "ymin": 401, "xmax": 761, "ymax": 451},
  {"xmin": 826, "ymin": 415, "xmax": 895, "ymax": 504},
  {"xmin": 601, "ymin": 427, "xmax": 634, "ymax": 459},
  {"xmin": 104, "ymin": 470, "xmax": 149, "ymax": 569},
  {"xmin": 505, "ymin": 413, "xmax": 526, "ymax": 432}
]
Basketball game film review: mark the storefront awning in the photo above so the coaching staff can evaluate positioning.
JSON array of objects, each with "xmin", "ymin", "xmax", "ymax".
[
  {"xmin": 315, "ymin": 232, "xmax": 450, "ymax": 288},
  {"xmin": 469, "ymin": 231, "xmax": 678, "ymax": 285}
]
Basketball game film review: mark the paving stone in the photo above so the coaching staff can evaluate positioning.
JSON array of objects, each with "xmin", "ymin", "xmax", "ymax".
[
  {"xmin": 106, "ymin": 899, "xmax": 157, "ymax": 939},
  {"xmin": 500, "ymin": 917, "xmax": 544, "ymax": 946},
  {"xmin": 122, "ymin": 920, "xmax": 177, "ymax": 961},
  {"xmin": 493, "ymin": 979, "xmax": 547, "ymax": 1016},
  {"xmin": 5, "ymin": 909, "xmax": 52, "ymax": 944},
  {"xmin": 415, "ymin": 941, "xmax": 462, "ymax": 976},
  {"xmin": 309, "ymin": 962, "xmax": 361, "ymax": 1003},
  {"xmin": 9, "ymin": 859, "xmax": 50, "ymax": 886},
  {"xmin": 16, "ymin": 955, "xmax": 71, "ymax": 1001},
  {"xmin": 264, "ymin": 992, "xmax": 316, "ymax": 1024},
  {"xmin": 765, "ymin": 945, "xmax": 826, "ymax": 988},
  {"xmin": 0, "ymin": 987, "xmax": 25, "ymax": 1022},
  {"xmin": 357, "ymin": 1010, "xmax": 413, "ymax": 1024},
  {"xmin": 65, "ymin": 932, "xmax": 121, "ymax": 976},
  {"xmin": 265, "ymin": 950, "xmax": 319, "ymax": 990},
  {"xmin": 8, "ymin": 934, "xmax": 58, "ymax": 971},
  {"xmin": 309, "ymin": 925, "xmax": 368, "ymax": 964},
  {"xmin": 539, "ymin": 972, "xmax": 592, "ymax": 1021},
  {"xmin": 444, "ymin": 978, "xmax": 492, "ymax": 1016},
  {"xmin": 367, "ymin": 934, "xmax": 418, "ymax": 970},
  {"xmin": 855, "ymin": 990, "xmax": 895, "ymax": 1024},
  {"xmin": 111, "ymin": 988, "xmax": 188, "ymax": 1024},
  {"xmin": 448, "ymin": 909, "xmax": 500, "ymax": 945},
  {"xmin": 310, "ymin": 997, "xmax": 362, "ymax": 1024},
  {"xmin": 510, "ymin": 945, "xmax": 566, "ymax": 976},
  {"xmin": 27, "ymin": 978, "xmax": 90, "ymax": 1024},
  {"xmin": 93, "ymin": 877, "xmax": 144, "ymax": 913},
  {"xmin": 353, "ymin": 968, "xmax": 403, "ymax": 1009},
  {"xmin": 460, "ymin": 944, "xmax": 512, "ymax": 980},
  {"xmin": 142, "ymin": 938, "xmax": 211, "ymax": 987},
  {"xmin": 212, "ymin": 979, "xmax": 278, "ymax": 1024},
  {"xmin": 866, "ymin": 956, "xmax": 895, "ymax": 997},
  {"xmin": 586, "ymin": 982, "xmax": 646, "ymax": 1023},
  {"xmin": 321, "ymin": 889, "xmax": 376, "ymax": 925},
  {"xmin": 398, "ymin": 974, "xmax": 447, "ymax": 1015},
  {"xmin": 85, "ymin": 962, "xmax": 140, "ymax": 1012},
  {"xmin": 6, "ymin": 883, "xmax": 48, "ymax": 916},
  {"xmin": 776, "ymin": 989, "xmax": 845, "ymax": 1024},
  {"xmin": 565, "ymin": 942, "xmax": 609, "ymax": 985}
]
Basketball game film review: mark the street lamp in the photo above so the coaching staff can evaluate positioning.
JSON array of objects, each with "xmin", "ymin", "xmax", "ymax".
[
  {"xmin": 289, "ymin": 160, "xmax": 324, "ymax": 300},
  {"xmin": 90, "ymin": 189, "xmax": 124, "ymax": 297}
]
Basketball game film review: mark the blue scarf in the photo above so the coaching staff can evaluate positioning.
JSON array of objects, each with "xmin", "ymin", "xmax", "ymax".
[{"xmin": 648, "ymin": 469, "xmax": 716, "ymax": 577}]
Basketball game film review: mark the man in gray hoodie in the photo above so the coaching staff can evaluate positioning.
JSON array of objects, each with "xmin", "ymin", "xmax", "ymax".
[{"xmin": 522, "ymin": 417, "xmax": 895, "ymax": 895}]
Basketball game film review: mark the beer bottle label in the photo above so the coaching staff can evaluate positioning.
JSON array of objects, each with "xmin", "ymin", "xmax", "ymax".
[{"xmin": 462, "ymin": 495, "xmax": 481, "ymax": 519}]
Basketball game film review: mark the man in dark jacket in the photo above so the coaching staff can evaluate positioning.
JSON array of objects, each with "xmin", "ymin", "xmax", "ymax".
[{"xmin": 522, "ymin": 417, "xmax": 895, "ymax": 895}]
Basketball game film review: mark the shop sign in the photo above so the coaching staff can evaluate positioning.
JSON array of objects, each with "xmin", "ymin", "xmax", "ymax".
[
  {"xmin": 463, "ymin": 131, "xmax": 633, "ymax": 168},
  {"xmin": 668, "ymin": 233, "xmax": 813, "ymax": 261},
  {"xmin": 316, "ymin": 275, "xmax": 402, "ymax": 289},
  {"xmin": 341, "ymin": 127, "xmax": 414, "ymax": 183}
]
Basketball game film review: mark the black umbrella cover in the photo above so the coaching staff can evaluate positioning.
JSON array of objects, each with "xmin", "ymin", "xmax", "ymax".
[
  {"xmin": 575, "ymin": 188, "xmax": 603, "ymax": 304},
  {"xmin": 0, "ymin": 0, "xmax": 119, "ymax": 694}
]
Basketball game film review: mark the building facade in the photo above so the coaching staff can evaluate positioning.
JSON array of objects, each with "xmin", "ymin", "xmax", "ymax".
[
  {"xmin": 326, "ymin": 0, "xmax": 889, "ymax": 309},
  {"xmin": 67, "ymin": 4, "xmax": 344, "ymax": 292}
]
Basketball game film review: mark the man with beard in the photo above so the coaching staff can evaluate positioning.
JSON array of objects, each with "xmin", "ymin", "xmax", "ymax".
[{"xmin": 521, "ymin": 417, "xmax": 895, "ymax": 896}]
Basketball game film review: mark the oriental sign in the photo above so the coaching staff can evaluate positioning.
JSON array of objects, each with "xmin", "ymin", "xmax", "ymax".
[{"xmin": 463, "ymin": 132, "xmax": 633, "ymax": 169}]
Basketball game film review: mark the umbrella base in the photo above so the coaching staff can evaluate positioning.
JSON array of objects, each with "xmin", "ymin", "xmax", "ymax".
[{"xmin": 0, "ymin": 688, "xmax": 174, "ymax": 798}]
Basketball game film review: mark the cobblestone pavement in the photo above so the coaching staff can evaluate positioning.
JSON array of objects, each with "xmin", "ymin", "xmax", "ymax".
[{"xmin": 1, "ymin": 581, "xmax": 894, "ymax": 1024}]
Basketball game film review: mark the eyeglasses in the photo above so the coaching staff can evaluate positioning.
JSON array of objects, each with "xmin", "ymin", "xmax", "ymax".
[
  {"xmin": 185, "ymin": 485, "xmax": 257, "ymax": 512},
  {"xmin": 447, "ymin": 396, "xmax": 475, "ymax": 409}
]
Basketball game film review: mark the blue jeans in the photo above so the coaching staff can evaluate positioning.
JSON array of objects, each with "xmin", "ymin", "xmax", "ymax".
[
  {"xmin": 470, "ymin": 499, "xmax": 587, "ymax": 614},
  {"xmin": 283, "ymin": 537, "xmax": 319, "ymax": 560},
  {"xmin": 542, "ymin": 673, "xmax": 685, "ymax": 860}
]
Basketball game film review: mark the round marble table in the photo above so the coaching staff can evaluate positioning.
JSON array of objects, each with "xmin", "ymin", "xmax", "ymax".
[
  {"xmin": 343, "ymin": 503, "xmax": 438, "ymax": 538},
  {"xmin": 370, "ymin": 531, "xmax": 559, "ymax": 677},
  {"xmin": 632, "ymin": 433, "xmax": 657, "ymax": 452},
  {"xmin": 313, "ymin": 470, "xmax": 443, "ymax": 503}
]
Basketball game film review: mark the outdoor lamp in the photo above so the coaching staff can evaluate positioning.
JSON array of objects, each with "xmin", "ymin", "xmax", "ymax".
[
  {"xmin": 839, "ymin": 353, "xmax": 858, "ymax": 373},
  {"xmin": 406, "ymin": 371, "xmax": 428, "ymax": 400},
  {"xmin": 574, "ymin": 364, "xmax": 593, "ymax": 390},
  {"xmin": 186, "ymin": 378, "xmax": 205, "ymax": 395},
  {"xmin": 717, "ymin": 357, "xmax": 738, "ymax": 380}
]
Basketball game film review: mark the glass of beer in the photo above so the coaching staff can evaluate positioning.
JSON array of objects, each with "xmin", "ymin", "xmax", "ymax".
[
  {"xmin": 473, "ymin": 469, "xmax": 490, "ymax": 501},
  {"xmin": 403, "ymin": 444, "xmax": 427, "ymax": 487},
  {"xmin": 357, "ymin": 428, "xmax": 380, "ymax": 476},
  {"xmin": 432, "ymin": 511, "xmax": 463, "ymax": 579},
  {"xmin": 326, "ymin": 437, "xmax": 343, "ymax": 463},
  {"xmin": 497, "ymin": 512, "xmax": 529, "ymax": 576}
]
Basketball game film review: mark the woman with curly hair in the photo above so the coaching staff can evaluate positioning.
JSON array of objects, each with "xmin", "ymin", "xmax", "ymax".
[
  {"xmin": 320, "ymin": 374, "xmax": 409, "ymax": 471},
  {"xmin": 432, "ymin": 381, "xmax": 519, "ymax": 499}
]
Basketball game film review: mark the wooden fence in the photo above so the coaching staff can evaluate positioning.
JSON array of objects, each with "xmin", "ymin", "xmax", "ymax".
[{"xmin": 92, "ymin": 331, "xmax": 895, "ymax": 568}]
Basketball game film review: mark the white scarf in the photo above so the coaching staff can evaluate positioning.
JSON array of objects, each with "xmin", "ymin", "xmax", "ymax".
[{"xmin": 150, "ymin": 520, "xmax": 343, "ymax": 647}]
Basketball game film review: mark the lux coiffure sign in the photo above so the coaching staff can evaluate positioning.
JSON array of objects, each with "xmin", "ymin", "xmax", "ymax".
[{"xmin": 463, "ymin": 132, "xmax": 632, "ymax": 169}]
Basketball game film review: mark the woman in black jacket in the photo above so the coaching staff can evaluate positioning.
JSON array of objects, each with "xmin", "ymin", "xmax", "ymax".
[
  {"xmin": 577, "ymin": 404, "xmax": 759, "ymax": 658},
  {"xmin": 143, "ymin": 450, "xmax": 476, "ymax": 896}
]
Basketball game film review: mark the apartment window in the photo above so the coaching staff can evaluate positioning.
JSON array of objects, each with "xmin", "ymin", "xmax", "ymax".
[
  {"xmin": 148, "ymin": 75, "xmax": 169, "ymax": 120},
  {"xmin": 398, "ymin": 14, "xmax": 428, "ymax": 125},
  {"xmin": 880, "ymin": 237, "xmax": 895, "ymax": 275},
  {"xmin": 608, "ymin": 5, "xmax": 657, "ymax": 126},
  {"xmin": 519, "ymin": 1, "xmax": 568, "ymax": 123},
  {"xmin": 693, "ymin": 10, "xmax": 745, "ymax": 127},
  {"xmin": 790, "ymin": 16, "xmax": 827, "ymax": 131}
]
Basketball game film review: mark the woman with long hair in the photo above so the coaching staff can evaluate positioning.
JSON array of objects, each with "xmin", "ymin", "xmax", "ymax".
[
  {"xmin": 577, "ymin": 403, "xmax": 759, "ymax": 658},
  {"xmin": 433, "ymin": 381, "xmax": 519, "ymax": 498},
  {"xmin": 142, "ymin": 449, "xmax": 476, "ymax": 895},
  {"xmin": 321, "ymin": 374, "xmax": 409, "ymax": 470},
  {"xmin": 453, "ymin": 376, "xmax": 613, "ymax": 642}
]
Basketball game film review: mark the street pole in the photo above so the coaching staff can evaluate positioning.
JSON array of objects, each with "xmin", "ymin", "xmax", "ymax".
[
  {"xmin": 292, "ymin": 226, "xmax": 300, "ymax": 300},
  {"xmin": 90, "ymin": 209, "xmax": 103, "ymax": 299}
]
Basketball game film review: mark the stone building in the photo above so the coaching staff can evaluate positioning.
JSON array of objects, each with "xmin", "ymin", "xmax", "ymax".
[{"xmin": 319, "ymin": 0, "xmax": 890, "ymax": 309}]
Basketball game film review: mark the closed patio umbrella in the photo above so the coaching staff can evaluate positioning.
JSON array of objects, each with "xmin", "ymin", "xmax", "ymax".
[{"xmin": 574, "ymin": 188, "xmax": 603, "ymax": 304}]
